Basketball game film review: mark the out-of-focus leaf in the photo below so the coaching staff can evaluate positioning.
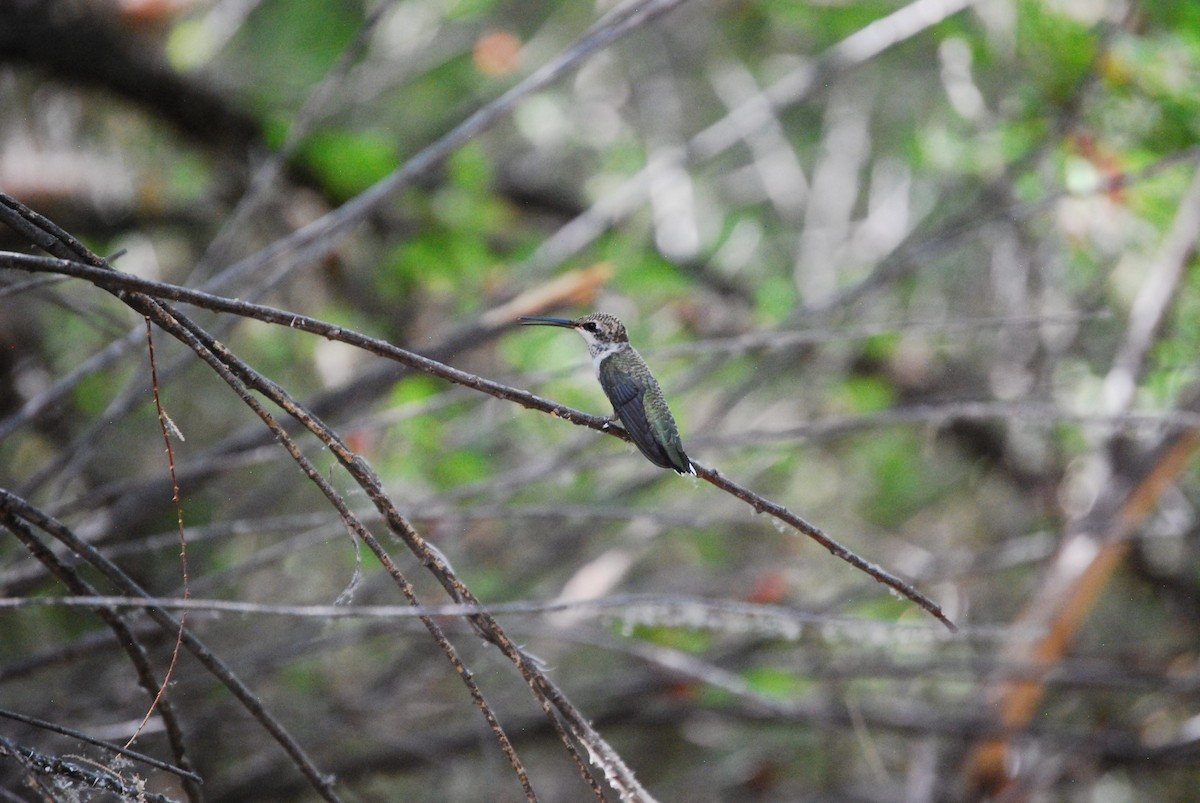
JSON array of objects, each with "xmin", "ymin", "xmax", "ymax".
[{"xmin": 300, "ymin": 130, "xmax": 400, "ymax": 201}]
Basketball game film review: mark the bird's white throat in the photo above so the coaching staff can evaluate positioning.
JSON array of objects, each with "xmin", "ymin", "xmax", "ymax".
[{"xmin": 587, "ymin": 340, "xmax": 626, "ymax": 375}]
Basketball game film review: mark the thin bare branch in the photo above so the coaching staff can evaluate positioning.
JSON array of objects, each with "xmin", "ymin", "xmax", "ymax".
[
  {"xmin": 0, "ymin": 708, "xmax": 203, "ymax": 785},
  {"xmin": 1, "ymin": 249, "xmax": 955, "ymax": 630}
]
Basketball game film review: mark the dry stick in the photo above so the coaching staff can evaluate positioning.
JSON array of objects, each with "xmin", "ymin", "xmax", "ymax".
[
  {"xmin": 0, "ymin": 708, "xmax": 202, "ymax": 786},
  {"xmin": 0, "ymin": 494, "xmax": 346, "ymax": 803},
  {"xmin": 0, "ymin": 735, "xmax": 179, "ymax": 803},
  {"xmin": 0, "ymin": 510, "xmax": 204, "ymax": 803},
  {"xmin": 2, "ymin": 211, "xmax": 619, "ymax": 801},
  {"xmin": 167, "ymin": 311, "xmax": 619, "ymax": 803},
  {"xmin": 0, "ymin": 202, "xmax": 614, "ymax": 800},
  {"xmin": 149, "ymin": 309, "xmax": 547, "ymax": 800},
  {"xmin": 122, "ymin": 317, "xmax": 191, "ymax": 753},
  {"xmin": 0, "ymin": 254, "xmax": 957, "ymax": 633},
  {"xmin": 155, "ymin": 309, "xmax": 546, "ymax": 803},
  {"xmin": 690, "ymin": 464, "xmax": 956, "ymax": 632},
  {"xmin": 143, "ymin": 290, "xmax": 623, "ymax": 798},
  {"xmin": 0, "ymin": 197, "xmax": 344, "ymax": 803}
]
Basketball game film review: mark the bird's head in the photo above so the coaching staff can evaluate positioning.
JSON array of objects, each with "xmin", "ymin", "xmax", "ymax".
[{"xmin": 518, "ymin": 312, "xmax": 629, "ymax": 349}]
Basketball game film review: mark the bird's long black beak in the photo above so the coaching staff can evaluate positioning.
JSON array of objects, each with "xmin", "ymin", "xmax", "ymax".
[{"xmin": 518, "ymin": 316, "xmax": 577, "ymax": 328}]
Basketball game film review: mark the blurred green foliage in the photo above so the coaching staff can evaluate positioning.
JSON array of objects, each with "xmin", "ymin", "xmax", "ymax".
[
  {"xmin": 300, "ymin": 130, "xmax": 400, "ymax": 201},
  {"xmin": 230, "ymin": 0, "xmax": 362, "ymax": 109}
]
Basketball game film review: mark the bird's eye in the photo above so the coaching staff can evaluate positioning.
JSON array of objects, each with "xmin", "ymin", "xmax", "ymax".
[{"xmin": 583, "ymin": 322, "xmax": 599, "ymax": 332}]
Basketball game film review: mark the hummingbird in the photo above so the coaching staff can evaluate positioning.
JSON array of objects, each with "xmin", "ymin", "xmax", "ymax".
[{"xmin": 519, "ymin": 313, "xmax": 694, "ymax": 475}]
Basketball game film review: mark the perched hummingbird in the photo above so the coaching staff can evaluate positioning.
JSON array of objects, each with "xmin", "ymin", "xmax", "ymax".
[{"xmin": 519, "ymin": 313, "xmax": 694, "ymax": 475}]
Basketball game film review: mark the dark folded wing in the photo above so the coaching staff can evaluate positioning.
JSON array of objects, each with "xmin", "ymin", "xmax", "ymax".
[{"xmin": 599, "ymin": 364, "xmax": 675, "ymax": 470}]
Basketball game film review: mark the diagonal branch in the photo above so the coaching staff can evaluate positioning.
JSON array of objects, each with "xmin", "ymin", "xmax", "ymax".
[
  {"xmin": 152, "ymin": 305, "xmax": 546, "ymax": 803},
  {"xmin": 0, "ymin": 701, "xmax": 202, "ymax": 786},
  {"xmin": 0, "ymin": 248, "xmax": 955, "ymax": 631},
  {"xmin": 691, "ymin": 463, "xmax": 956, "ymax": 631},
  {"xmin": 0, "ymin": 193, "xmax": 641, "ymax": 801},
  {"xmin": 0, "ymin": 489, "xmax": 341, "ymax": 803},
  {"xmin": 0, "ymin": 510, "xmax": 203, "ymax": 802}
]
